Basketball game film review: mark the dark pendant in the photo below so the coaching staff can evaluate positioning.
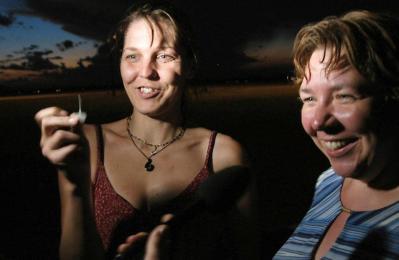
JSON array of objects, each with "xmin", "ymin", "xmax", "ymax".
[{"xmin": 145, "ymin": 159, "xmax": 154, "ymax": 172}]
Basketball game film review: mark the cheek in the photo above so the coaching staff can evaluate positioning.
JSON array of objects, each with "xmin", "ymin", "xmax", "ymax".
[
  {"xmin": 165, "ymin": 84, "xmax": 184, "ymax": 103},
  {"xmin": 160, "ymin": 64, "xmax": 184, "ymax": 83},
  {"xmin": 335, "ymin": 108, "xmax": 369, "ymax": 133},
  {"xmin": 120, "ymin": 63, "xmax": 138, "ymax": 84},
  {"xmin": 335, "ymin": 99, "xmax": 374, "ymax": 133},
  {"xmin": 162, "ymin": 76, "xmax": 185, "ymax": 90},
  {"xmin": 301, "ymin": 108, "xmax": 314, "ymax": 136}
]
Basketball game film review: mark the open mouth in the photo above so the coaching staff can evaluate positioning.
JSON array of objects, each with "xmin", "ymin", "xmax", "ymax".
[
  {"xmin": 136, "ymin": 86, "xmax": 162, "ymax": 98},
  {"xmin": 321, "ymin": 138, "xmax": 357, "ymax": 150},
  {"xmin": 139, "ymin": 86, "xmax": 158, "ymax": 94}
]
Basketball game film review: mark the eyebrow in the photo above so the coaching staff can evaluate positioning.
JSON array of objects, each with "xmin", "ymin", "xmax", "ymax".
[
  {"xmin": 299, "ymin": 84, "xmax": 345, "ymax": 94},
  {"xmin": 122, "ymin": 47, "xmax": 138, "ymax": 52},
  {"xmin": 299, "ymin": 87, "xmax": 312, "ymax": 94},
  {"xmin": 331, "ymin": 85, "xmax": 345, "ymax": 91},
  {"xmin": 123, "ymin": 45, "xmax": 176, "ymax": 51}
]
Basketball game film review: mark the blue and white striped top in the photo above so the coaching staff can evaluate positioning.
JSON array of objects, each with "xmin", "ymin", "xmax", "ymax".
[{"xmin": 274, "ymin": 168, "xmax": 399, "ymax": 259}]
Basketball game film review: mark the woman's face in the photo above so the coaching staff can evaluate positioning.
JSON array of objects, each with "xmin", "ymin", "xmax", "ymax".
[
  {"xmin": 120, "ymin": 18, "xmax": 187, "ymax": 119},
  {"xmin": 299, "ymin": 48, "xmax": 379, "ymax": 179}
]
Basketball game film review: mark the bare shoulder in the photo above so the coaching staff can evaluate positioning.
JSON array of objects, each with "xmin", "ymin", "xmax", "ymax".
[
  {"xmin": 187, "ymin": 128, "xmax": 248, "ymax": 172},
  {"xmin": 82, "ymin": 119, "xmax": 126, "ymax": 149},
  {"xmin": 184, "ymin": 127, "xmax": 213, "ymax": 142},
  {"xmin": 93, "ymin": 119, "xmax": 127, "ymax": 142},
  {"xmin": 81, "ymin": 119, "xmax": 126, "ymax": 180},
  {"xmin": 213, "ymin": 132, "xmax": 248, "ymax": 172},
  {"xmin": 82, "ymin": 124, "xmax": 97, "ymax": 144},
  {"xmin": 81, "ymin": 124, "xmax": 99, "ymax": 180}
]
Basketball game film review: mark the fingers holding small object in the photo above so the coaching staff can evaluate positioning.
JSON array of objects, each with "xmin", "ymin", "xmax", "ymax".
[
  {"xmin": 40, "ymin": 116, "xmax": 79, "ymax": 144},
  {"xmin": 43, "ymin": 143, "xmax": 80, "ymax": 166},
  {"xmin": 35, "ymin": 107, "xmax": 81, "ymax": 132},
  {"xmin": 36, "ymin": 107, "xmax": 88, "ymax": 166},
  {"xmin": 41, "ymin": 114, "xmax": 80, "ymax": 140},
  {"xmin": 34, "ymin": 107, "xmax": 69, "ymax": 126},
  {"xmin": 41, "ymin": 130, "xmax": 83, "ymax": 165},
  {"xmin": 75, "ymin": 111, "xmax": 87, "ymax": 124}
]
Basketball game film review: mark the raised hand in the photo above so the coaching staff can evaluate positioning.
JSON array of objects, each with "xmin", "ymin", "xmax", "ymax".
[{"xmin": 35, "ymin": 107, "xmax": 90, "ymax": 185}]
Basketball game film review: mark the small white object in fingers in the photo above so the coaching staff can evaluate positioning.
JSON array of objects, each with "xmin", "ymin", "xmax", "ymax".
[
  {"xmin": 77, "ymin": 111, "xmax": 87, "ymax": 123},
  {"xmin": 77, "ymin": 94, "xmax": 87, "ymax": 123}
]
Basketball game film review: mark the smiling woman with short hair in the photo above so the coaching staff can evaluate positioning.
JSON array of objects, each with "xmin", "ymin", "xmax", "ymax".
[{"xmin": 275, "ymin": 10, "xmax": 399, "ymax": 259}]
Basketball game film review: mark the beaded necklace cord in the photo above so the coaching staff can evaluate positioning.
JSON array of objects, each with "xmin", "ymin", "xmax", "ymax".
[{"xmin": 126, "ymin": 116, "xmax": 185, "ymax": 172}]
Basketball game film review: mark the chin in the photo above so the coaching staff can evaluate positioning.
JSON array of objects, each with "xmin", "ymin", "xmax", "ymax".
[
  {"xmin": 135, "ymin": 104, "xmax": 160, "ymax": 114},
  {"xmin": 328, "ymin": 157, "xmax": 353, "ymax": 176},
  {"xmin": 330, "ymin": 159, "xmax": 368, "ymax": 179}
]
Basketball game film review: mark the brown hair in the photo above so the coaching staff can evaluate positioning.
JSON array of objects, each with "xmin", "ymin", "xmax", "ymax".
[
  {"xmin": 111, "ymin": 1, "xmax": 197, "ymax": 72},
  {"xmin": 293, "ymin": 10, "xmax": 399, "ymax": 100}
]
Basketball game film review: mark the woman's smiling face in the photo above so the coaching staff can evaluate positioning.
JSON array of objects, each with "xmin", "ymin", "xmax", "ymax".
[
  {"xmin": 120, "ymin": 17, "xmax": 187, "ymax": 119},
  {"xmin": 299, "ymin": 48, "xmax": 378, "ymax": 178}
]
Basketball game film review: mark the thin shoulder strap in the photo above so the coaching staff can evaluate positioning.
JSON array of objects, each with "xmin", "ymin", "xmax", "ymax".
[
  {"xmin": 95, "ymin": 124, "xmax": 104, "ymax": 164},
  {"xmin": 204, "ymin": 131, "xmax": 217, "ymax": 173}
]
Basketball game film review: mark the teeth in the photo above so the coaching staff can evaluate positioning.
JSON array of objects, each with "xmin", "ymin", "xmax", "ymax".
[
  {"xmin": 140, "ymin": 87, "xmax": 154, "ymax": 94},
  {"xmin": 323, "ymin": 140, "xmax": 348, "ymax": 150}
]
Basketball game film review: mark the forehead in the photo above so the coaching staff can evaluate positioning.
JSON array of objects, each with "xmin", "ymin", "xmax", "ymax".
[
  {"xmin": 301, "ymin": 48, "xmax": 365, "ymax": 89},
  {"xmin": 124, "ymin": 17, "xmax": 177, "ymax": 48}
]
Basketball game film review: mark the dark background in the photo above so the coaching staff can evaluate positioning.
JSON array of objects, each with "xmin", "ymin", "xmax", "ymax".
[{"xmin": 1, "ymin": 1, "xmax": 399, "ymax": 259}]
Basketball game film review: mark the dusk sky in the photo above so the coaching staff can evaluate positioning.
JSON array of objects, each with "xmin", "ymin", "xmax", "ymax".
[
  {"xmin": 1, "ymin": 0, "xmax": 398, "ymax": 94},
  {"xmin": 0, "ymin": 0, "xmax": 99, "ymax": 85}
]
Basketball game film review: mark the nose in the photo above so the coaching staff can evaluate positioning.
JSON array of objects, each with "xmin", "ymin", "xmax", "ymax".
[
  {"xmin": 139, "ymin": 59, "xmax": 157, "ymax": 79},
  {"xmin": 311, "ymin": 103, "xmax": 336, "ymax": 132}
]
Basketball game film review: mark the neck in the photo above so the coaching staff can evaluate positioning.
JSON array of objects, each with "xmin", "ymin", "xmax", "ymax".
[
  {"xmin": 341, "ymin": 177, "xmax": 399, "ymax": 212},
  {"xmin": 127, "ymin": 112, "xmax": 184, "ymax": 145},
  {"xmin": 340, "ymin": 135, "xmax": 399, "ymax": 211}
]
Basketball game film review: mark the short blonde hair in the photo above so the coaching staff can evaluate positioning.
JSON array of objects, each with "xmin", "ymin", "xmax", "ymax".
[{"xmin": 293, "ymin": 10, "xmax": 399, "ymax": 100}]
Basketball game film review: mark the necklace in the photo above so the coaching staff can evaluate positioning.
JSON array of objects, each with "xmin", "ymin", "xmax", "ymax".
[
  {"xmin": 126, "ymin": 116, "xmax": 185, "ymax": 172},
  {"xmin": 341, "ymin": 205, "xmax": 352, "ymax": 214}
]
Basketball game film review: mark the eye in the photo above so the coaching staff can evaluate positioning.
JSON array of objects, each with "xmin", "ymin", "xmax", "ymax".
[
  {"xmin": 335, "ymin": 94, "xmax": 357, "ymax": 103},
  {"xmin": 156, "ymin": 53, "xmax": 176, "ymax": 63},
  {"xmin": 299, "ymin": 96, "xmax": 316, "ymax": 104},
  {"xmin": 125, "ymin": 54, "xmax": 138, "ymax": 63}
]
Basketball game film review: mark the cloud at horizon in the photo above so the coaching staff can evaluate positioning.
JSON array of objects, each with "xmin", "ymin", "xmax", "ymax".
[{"xmin": 1, "ymin": 0, "xmax": 399, "ymax": 93}]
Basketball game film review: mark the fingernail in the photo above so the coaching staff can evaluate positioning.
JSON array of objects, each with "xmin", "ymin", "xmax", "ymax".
[{"xmin": 69, "ymin": 114, "xmax": 79, "ymax": 123}]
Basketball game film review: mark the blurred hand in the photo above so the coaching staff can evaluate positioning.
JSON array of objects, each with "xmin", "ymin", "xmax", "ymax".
[
  {"xmin": 144, "ymin": 214, "xmax": 173, "ymax": 260},
  {"xmin": 115, "ymin": 214, "xmax": 173, "ymax": 260},
  {"xmin": 115, "ymin": 232, "xmax": 148, "ymax": 259}
]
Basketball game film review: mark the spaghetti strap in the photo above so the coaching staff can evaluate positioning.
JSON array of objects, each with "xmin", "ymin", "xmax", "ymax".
[
  {"xmin": 204, "ymin": 131, "xmax": 217, "ymax": 173},
  {"xmin": 95, "ymin": 125, "xmax": 104, "ymax": 164}
]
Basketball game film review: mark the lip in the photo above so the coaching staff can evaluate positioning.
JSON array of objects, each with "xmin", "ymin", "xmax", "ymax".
[
  {"xmin": 319, "ymin": 137, "xmax": 358, "ymax": 158},
  {"xmin": 136, "ymin": 86, "xmax": 161, "ymax": 99}
]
